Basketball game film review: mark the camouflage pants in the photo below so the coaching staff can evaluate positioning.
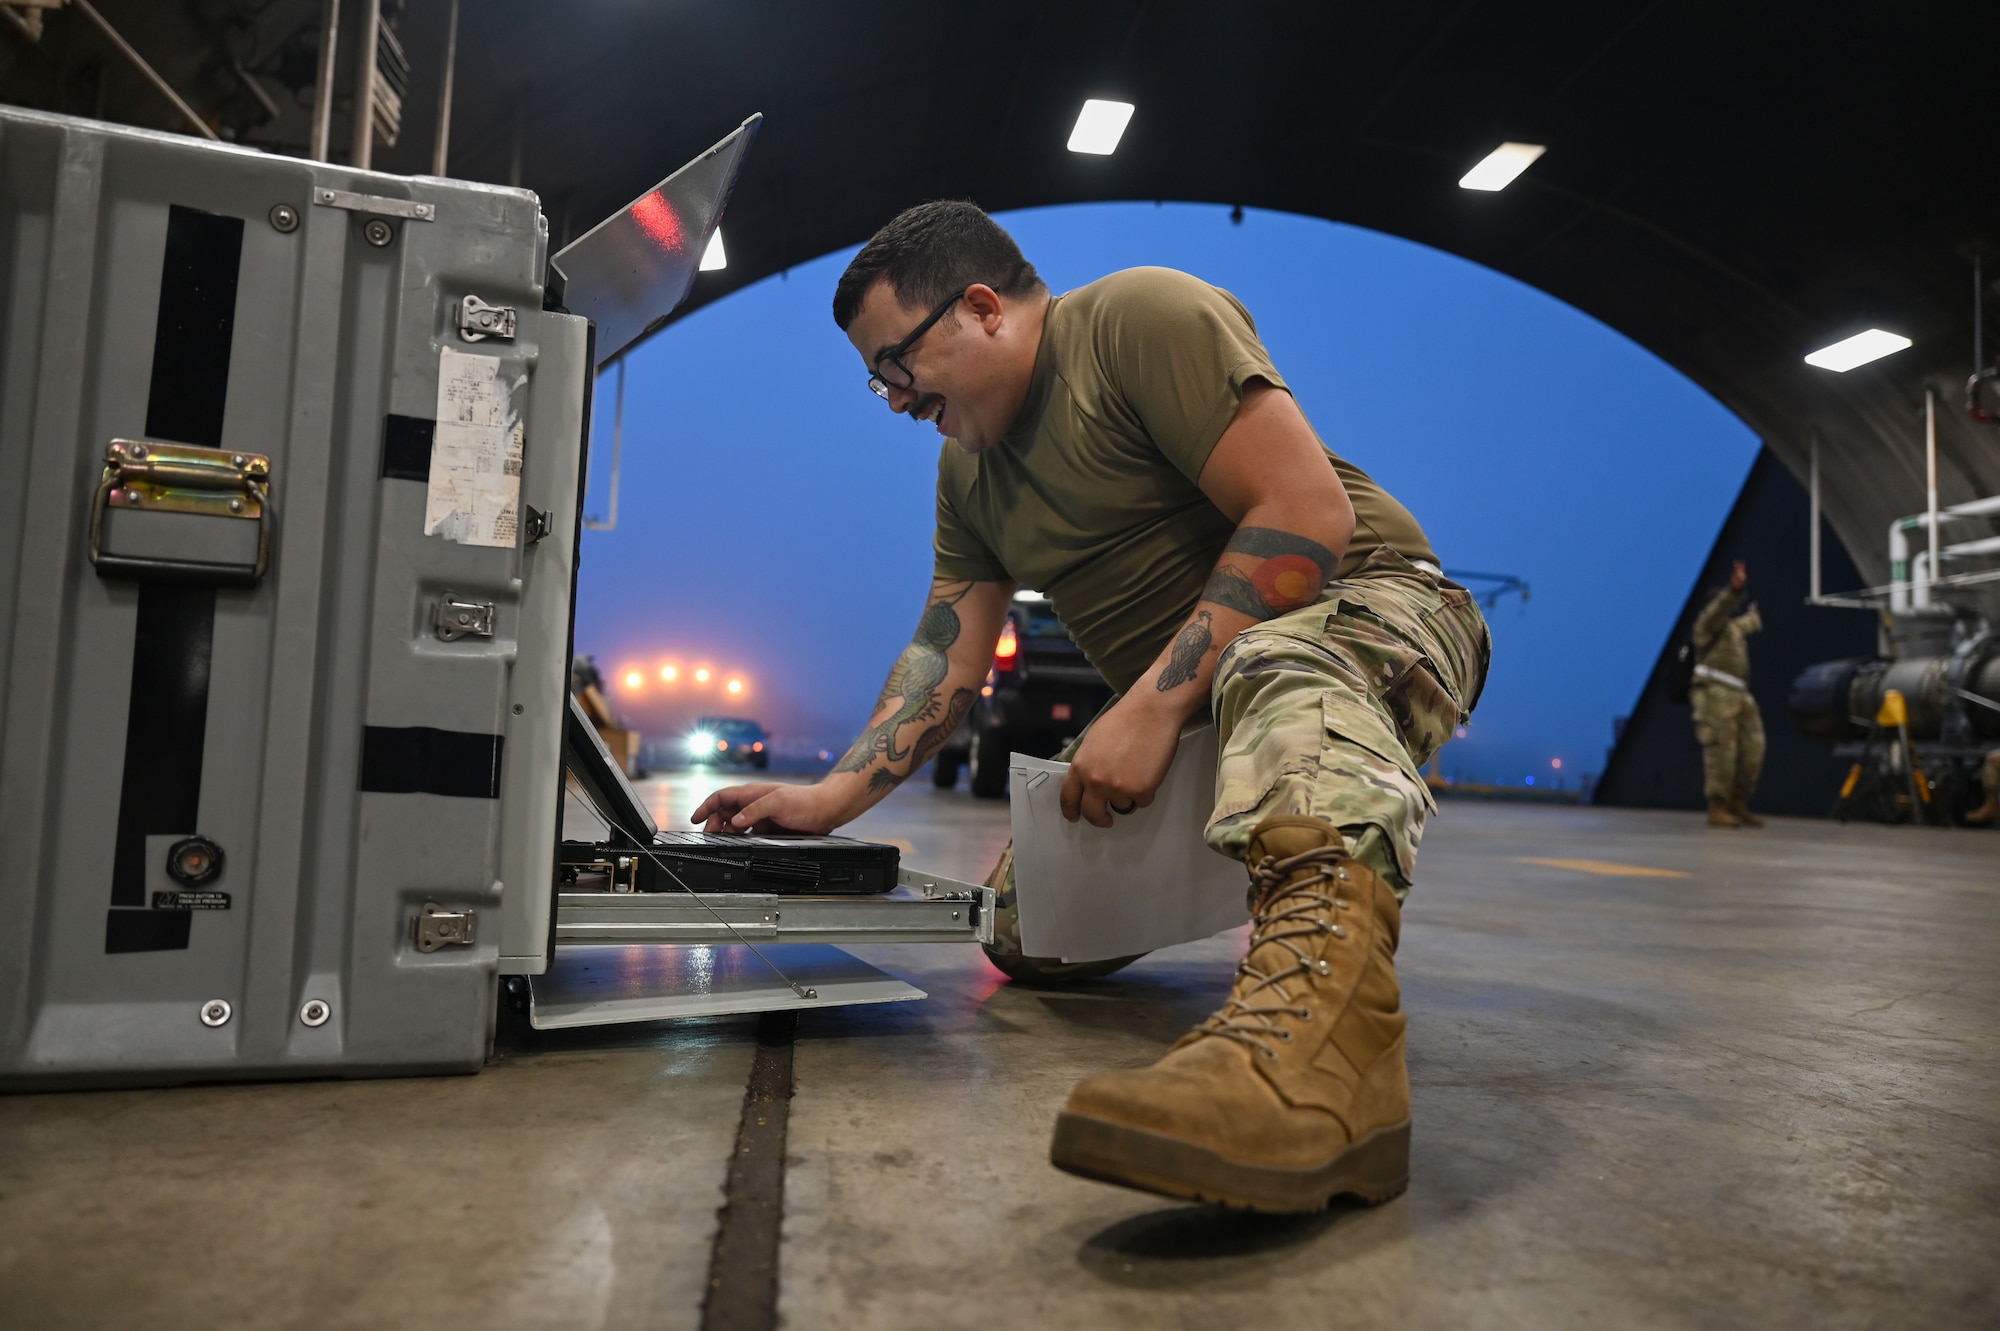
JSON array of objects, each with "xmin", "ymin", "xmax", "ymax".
[
  {"xmin": 1691, "ymin": 681, "xmax": 1764, "ymax": 802},
  {"xmin": 984, "ymin": 548, "xmax": 1490, "ymax": 964},
  {"xmin": 1205, "ymin": 546, "xmax": 1490, "ymax": 895}
]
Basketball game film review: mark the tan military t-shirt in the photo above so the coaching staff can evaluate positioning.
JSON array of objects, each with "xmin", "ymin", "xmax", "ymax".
[{"xmin": 933, "ymin": 267, "xmax": 1437, "ymax": 692}]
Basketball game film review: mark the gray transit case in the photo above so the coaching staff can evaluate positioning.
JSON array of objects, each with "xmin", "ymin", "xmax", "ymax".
[{"xmin": 0, "ymin": 105, "xmax": 755, "ymax": 1088}]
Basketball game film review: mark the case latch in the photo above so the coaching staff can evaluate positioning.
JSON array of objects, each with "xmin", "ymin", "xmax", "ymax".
[
  {"xmin": 457, "ymin": 294, "xmax": 517, "ymax": 342},
  {"xmin": 89, "ymin": 441, "xmax": 271, "ymax": 585},
  {"xmin": 412, "ymin": 902, "xmax": 477, "ymax": 952},
  {"xmin": 432, "ymin": 592, "xmax": 495, "ymax": 641}
]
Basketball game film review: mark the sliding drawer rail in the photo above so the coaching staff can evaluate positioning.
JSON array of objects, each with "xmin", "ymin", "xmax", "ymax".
[{"xmin": 554, "ymin": 873, "xmax": 995, "ymax": 947}]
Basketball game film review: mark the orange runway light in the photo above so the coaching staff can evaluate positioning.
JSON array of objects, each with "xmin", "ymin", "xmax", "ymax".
[
  {"xmin": 660, "ymin": 665, "xmax": 678, "ymax": 682},
  {"xmin": 716, "ymin": 740, "xmax": 729, "ymax": 752},
  {"xmin": 726, "ymin": 679, "xmax": 744, "ymax": 695},
  {"xmin": 694, "ymin": 668, "xmax": 711, "ymax": 683},
  {"xmin": 622, "ymin": 670, "xmax": 643, "ymax": 690},
  {"xmin": 1551, "ymin": 758, "xmax": 1563, "ymax": 769}
]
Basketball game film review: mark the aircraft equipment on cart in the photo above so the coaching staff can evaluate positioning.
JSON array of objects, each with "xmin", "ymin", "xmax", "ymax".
[{"xmin": 1792, "ymin": 634, "xmax": 2000, "ymax": 823}]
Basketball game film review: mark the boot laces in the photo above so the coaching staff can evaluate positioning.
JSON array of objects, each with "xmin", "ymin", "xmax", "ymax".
[{"xmin": 1201, "ymin": 846, "xmax": 1348, "ymax": 1060}]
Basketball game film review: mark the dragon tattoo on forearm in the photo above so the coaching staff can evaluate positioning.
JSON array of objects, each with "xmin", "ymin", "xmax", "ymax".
[{"xmin": 835, "ymin": 580, "xmax": 979, "ymax": 790}]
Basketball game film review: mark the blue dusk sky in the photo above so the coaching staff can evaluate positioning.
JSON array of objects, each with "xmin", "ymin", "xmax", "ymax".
[{"xmin": 570, "ymin": 202, "xmax": 1759, "ymax": 786}]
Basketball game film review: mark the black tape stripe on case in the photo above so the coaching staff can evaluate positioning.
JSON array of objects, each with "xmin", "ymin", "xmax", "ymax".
[
  {"xmin": 105, "ymin": 205, "xmax": 243, "ymax": 952},
  {"xmin": 105, "ymin": 909, "xmax": 194, "ymax": 954},
  {"xmin": 381, "ymin": 414, "xmax": 435, "ymax": 480},
  {"xmin": 143, "ymin": 206, "xmax": 244, "ymax": 447},
  {"xmin": 108, "ymin": 585, "xmax": 217, "ymax": 913},
  {"xmin": 360, "ymin": 726, "xmax": 505, "ymax": 799}
]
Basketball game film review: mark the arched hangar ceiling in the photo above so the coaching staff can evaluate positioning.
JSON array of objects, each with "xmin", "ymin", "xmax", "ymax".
[
  {"xmin": 5, "ymin": 1, "xmax": 1992, "ymax": 588},
  {"xmin": 448, "ymin": 0, "xmax": 1995, "ymax": 591}
]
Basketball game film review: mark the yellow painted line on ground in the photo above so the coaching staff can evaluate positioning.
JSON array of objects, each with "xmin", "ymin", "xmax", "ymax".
[{"xmin": 1513, "ymin": 857, "xmax": 1692, "ymax": 879}]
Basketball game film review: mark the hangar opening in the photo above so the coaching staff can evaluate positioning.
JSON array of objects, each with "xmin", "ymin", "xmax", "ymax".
[
  {"xmin": 0, "ymin": 4, "xmax": 1993, "ymax": 1328},
  {"xmin": 572, "ymin": 199, "xmax": 1769, "ymax": 800}
]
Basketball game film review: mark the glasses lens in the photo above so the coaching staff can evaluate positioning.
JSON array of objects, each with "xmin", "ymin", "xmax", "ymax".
[
  {"xmin": 868, "ymin": 375, "xmax": 890, "ymax": 399},
  {"xmin": 873, "ymin": 357, "xmax": 913, "ymax": 393}
]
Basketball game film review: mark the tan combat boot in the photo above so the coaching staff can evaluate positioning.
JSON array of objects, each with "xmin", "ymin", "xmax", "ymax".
[
  {"xmin": 1729, "ymin": 799, "xmax": 1765, "ymax": 828},
  {"xmin": 1049, "ymin": 815, "xmax": 1409, "ymax": 1212},
  {"xmin": 1707, "ymin": 798, "xmax": 1744, "ymax": 827},
  {"xmin": 1966, "ymin": 794, "xmax": 1998, "ymax": 826}
]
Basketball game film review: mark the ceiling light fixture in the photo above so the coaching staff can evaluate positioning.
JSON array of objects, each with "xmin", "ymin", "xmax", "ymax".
[
  {"xmin": 1458, "ymin": 142, "xmax": 1546, "ymax": 192},
  {"xmin": 1803, "ymin": 328, "xmax": 1912, "ymax": 372},
  {"xmin": 1067, "ymin": 100, "xmax": 1135, "ymax": 155},
  {"xmin": 699, "ymin": 228, "xmax": 726, "ymax": 271}
]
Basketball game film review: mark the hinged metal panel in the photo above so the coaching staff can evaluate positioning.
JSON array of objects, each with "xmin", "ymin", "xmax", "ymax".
[
  {"xmin": 550, "ymin": 114, "xmax": 760, "ymax": 365},
  {"xmin": 527, "ymin": 944, "xmax": 925, "ymax": 1029}
]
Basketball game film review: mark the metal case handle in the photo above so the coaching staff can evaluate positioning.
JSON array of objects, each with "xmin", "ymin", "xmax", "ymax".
[{"xmin": 88, "ymin": 440, "xmax": 272, "ymax": 585}]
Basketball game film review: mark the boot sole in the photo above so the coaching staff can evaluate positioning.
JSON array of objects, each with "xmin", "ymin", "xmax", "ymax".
[{"xmin": 1050, "ymin": 1112, "xmax": 1410, "ymax": 1214}]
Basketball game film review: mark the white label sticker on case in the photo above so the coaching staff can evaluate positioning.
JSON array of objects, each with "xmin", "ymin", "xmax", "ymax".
[{"xmin": 426, "ymin": 347, "xmax": 524, "ymax": 547}]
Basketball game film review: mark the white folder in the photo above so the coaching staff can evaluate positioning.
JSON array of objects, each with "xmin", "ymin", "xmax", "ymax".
[{"xmin": 1008, "ymin": 724, "xmax": 1248, "ymax": 963}]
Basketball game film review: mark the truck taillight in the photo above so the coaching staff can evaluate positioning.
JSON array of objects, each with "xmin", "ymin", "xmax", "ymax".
[{"xmin": 994, "ymin": 621, "xmax": 1019, "ymax": 671}]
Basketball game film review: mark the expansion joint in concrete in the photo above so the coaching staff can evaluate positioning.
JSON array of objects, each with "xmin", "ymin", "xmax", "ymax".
[{"xmin": 701, "ymin": 1010, "xmax": 798, "ymax": 1331}]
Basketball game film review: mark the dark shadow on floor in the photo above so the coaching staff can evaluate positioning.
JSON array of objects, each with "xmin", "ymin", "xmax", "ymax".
[{"xmin": 1076, "ymin": 1197, "xmax": 1396, "ymax": 1289}]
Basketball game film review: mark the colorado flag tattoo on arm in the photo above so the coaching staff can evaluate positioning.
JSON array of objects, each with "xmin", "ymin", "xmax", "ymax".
[{"xmin": 1199, "ymin": 526, "xmax": 1339, "ymax": 621}]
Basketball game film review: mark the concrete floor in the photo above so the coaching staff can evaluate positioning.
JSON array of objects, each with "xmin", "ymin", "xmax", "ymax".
[{"xmin": 1, "ymin": 776, "xmax": 1995, "ymax": 1329}]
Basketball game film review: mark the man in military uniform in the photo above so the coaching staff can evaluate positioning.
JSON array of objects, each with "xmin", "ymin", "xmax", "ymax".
[
  {"xmin": 1690, "ymin": 561, "xmax": 1765, "ymax": 827},
  {"xmin": 694, "ymin": 202, "xmax": 1489, "ymax": 1214}
]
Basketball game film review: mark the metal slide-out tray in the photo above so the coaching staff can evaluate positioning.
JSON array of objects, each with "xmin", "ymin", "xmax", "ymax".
[
  {"xmin": 554, "ymin": 872, "xmax": 996, "ymax": 947},
  {"xmin": 529, "ymin": 869, "xmax": 993, "ymax": 1028},
  {"xmin": 526, "ymin": 943, "xmax": 927, "ymax": 1029}
]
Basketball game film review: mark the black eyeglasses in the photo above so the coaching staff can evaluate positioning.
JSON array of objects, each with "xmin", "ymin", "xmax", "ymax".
[{"xmin": 867, "ymin": 291, "xmax": 965, "ymax": 398}]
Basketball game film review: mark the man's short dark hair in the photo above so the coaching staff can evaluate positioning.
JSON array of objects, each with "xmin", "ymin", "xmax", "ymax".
[{"xmin": 832, "ymin": 201, "xmax": 1045, "ymax": 330}]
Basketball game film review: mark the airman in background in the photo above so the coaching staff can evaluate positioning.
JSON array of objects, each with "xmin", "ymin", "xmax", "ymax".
[
  {"xmin": 1691, "ymin": 560, "xmax": 1765, "ymax": 828},
  {"xmin": 1967, "ymin": 749, "xmax": 1999, "ymax": 826}
]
